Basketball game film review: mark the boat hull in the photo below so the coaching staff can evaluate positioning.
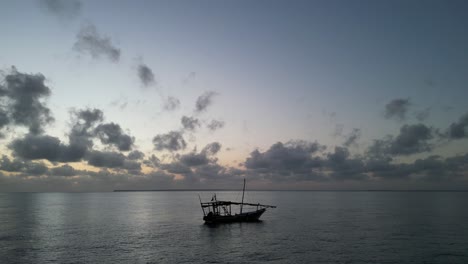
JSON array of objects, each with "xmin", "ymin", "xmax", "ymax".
[{"xmin": 203, "ymin": 208, "xmax": 266, "ymax": 224}]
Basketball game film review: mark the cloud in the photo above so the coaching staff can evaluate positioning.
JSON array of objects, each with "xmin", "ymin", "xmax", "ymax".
[
  {"xmin": 326, "ymin": 147, "xmax": 367, "ymax": 181},
  {"xmin": 143, "ymin": 154, "xmax": 160, "ymax": 168},
  {"xmin": 87, "ymin": 150, "xmax": 129, "ymax": 169},
  {"xmin": 84, "ymin": 150, "xmax": 142, "ymax": 172},
  {"xmin": 0, "ymin": 66, "xmax": 54, "ymax": 134},
  {"xmin": 367, "ymin": 124, "xmax": 434, "ymax": 156},
  {"xmin": 244, "ymin": 141, "xmax": 326, "ymax": 181},
  {"xmin": 50, "ymin": 164, "xmax": 76, "ymax": 176},
  {"xmin": 241, "ymin": 136, "xmax": 468, "ymax": 184},
  {"xmin": 207, "ymin": 119, "xmax": 225, "ymax": 131},
  {"xmin": 39, "ymin": 0, "xmax": 82, "ymax": 20},
  {"xmin": 178, "ymin": 152, "xmax": 210, "ymax": 167},
  {"xmin": 69, "ymin": 108, "xmax": 103, "ymax": 148},
  {"xmin": 181, "ymin": 116, "xmax": 200, "ymax": 131},
  {"xmin": 137, "ymin": 63, "xmax": 155, "ymax": 87},
  {"xmin": 73, "ymin": 24, "xmax": 121, "ymax": 62},
  {"xmin": 343, "ymin": 128, "xmax": 361, "ymax": 147},
  {"xmin": 0, "ymin": 156, "xmax": 48, "ymax": 176},
  {"xmin": 384, "ymin": 98, "xmax": 410, "ymax": 120},
  {"xmin": 0, "ymin": 109, "xmax": 9, "ymax": 137},
  {"xmin": 389, "ymin": 124, "xmax": 433, "ymax": 155},
  {"xmin": 202, "ymin": 142, "xmax": 221, "ymax": 156},
  {"xmin": 195, "ymin": 91, "xmax": 217, "ymax": 113},
  {"xmin": 9, "ymin": 134, "xmax": 87, "ymax": 162},
  {"xmin": 192, "ymin": 163, "xmax": 226, "ymax": 181},
  {"xmin": 94, "ymin": 123, "xmax": 134, "ymax": 151},
  {"xmin": 177, "ymin": 142, "xmax": 221, "ymax": 167},
  {"xmin": 367, "ymin": 154, "xmax": 468, "ymax": 182},
  {"xmin": 152, "ymin": 131, "xmax": 186, "ymax": 152},
  {"xmin": 160, "ymin": 162, "xmax": 192, "ymax": 175},
  {"xmin": 163, "ymin": 96, "xmax": 180, "ymax": 111},
  {"xmin": 128, "ymin": 150, "xmax": 144, "ymax": 160},
  {"xmin": 447, "ymin": 112, "xmax": 468, "ymax": 139},
  {"xmin": 22, "ymin": 161, "xmax": 48, "ymax": 176},
  {"xmin": 0, "ymin": 156, "xmax": 24, "ymax": 172}
]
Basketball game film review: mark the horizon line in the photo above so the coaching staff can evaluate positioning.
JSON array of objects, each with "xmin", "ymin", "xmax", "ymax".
[{"xmin": 113, "ymin": 189, "xmax": 468, "ymax": 192}]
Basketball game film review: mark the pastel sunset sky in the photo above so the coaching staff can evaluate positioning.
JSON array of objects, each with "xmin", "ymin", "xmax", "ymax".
[{"xmin": 1, "ymin": 0, "xmax": 468, "ymax": 191}]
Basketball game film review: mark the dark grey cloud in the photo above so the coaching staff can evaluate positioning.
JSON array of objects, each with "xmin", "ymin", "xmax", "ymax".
[
  {"xmin": 128, "ymin": 150, "xmax": 144, "ymax": 160},
  {"xmin": 85, "ymin": 151, "xmax": 142, "ymax": 173},
  {"xmin": 367, "ymin": 124, "xmax": 434, "ymax": 157},
  {"xmin": 0, "ymin": 67, "xmax": 53, "ymax": 134},
  {"xmin": 152, "ymin": 131, "xmax": 186, "ymax": 152},
  {"xmin": 368, "ymin": 154, "xmax": 468, "ymax": 182},
  {"xmin": 39, "ymin": 0, "xmax": 82, "ymax": 20},
  {"xmin": 73, "ymin": 24, "xmax": 121, "ymax": 62},
  {"xmin": 75, "ymin": 108, "xmax": 103, "ymax": 126},
  {"xmin": 69, "ymin": 108, "xmax": 103, "ymax": 148},
  {"xmin": 86, "ymin": 150, "xmax": 125, "ymax": 168},
  {"xmin": 22, "ymin": 161, "xmax": 48, "ymax": 176},
  {"xmin": 50, "ymin": 164, "xmax": 76, "ymax": 177},
  {"xmin": 0, "ymin": 109, "xmax": 9, "ymax": 137},
  {"xmin": 366, "ymin": 137, "xmax": 392, "ymax": 160},
  {"xmin": 326, "ymin": 147, "xmax": 367, "ymax": 181},
  {"xmin": 0, "ymin": 156, "xmax": 24, "ymax": 172},
  {"xmin": 195, "ymin": 91, "xmax": 217, "ymax": 113},
  {"xmin": 179, "ymin": 152, "xmax": 210, "ymax": 167},
  {"xmin": 122, "ymin": 160, "xmax": 143, "ymax": 174},
  {"xmin": 137, "ymin": 63, "xmax": 155, "ymax": 87},
  {"xmin": 202, "ymin": 142, "xmax": 222, "ymax": 156},
  {"xmin": 143, "ymin": 154, "xmax": 160, "ymax": 168},
  {"xmin": 245, "ymin": 141, "xmax": 324, "ymax": 170},
  {"xmin": 193, "ymin": 163, "xmax": 226, "ymax": 181},
  {"xmin": 244, "ymin": 141, "xmax": 326, "ymax": 181},
  {"xmin": 94, "ymin": 123, "xmax": 134, "ymax": 151},
  {"xmin": 447, "ymin": 112, "xmax": 468, "ymax": 139},
  {"xmin": 164, "ymin": 96, "xmax": 180, "ymax": 111},
  {"xmin": 177, "ymin": 142, "xmax": 221, "ymax": 167},
  {"xmin": 384, "ymin": 98, "xmax": 410, "ymax": 120},
  {"xmin": 389, "ymin": 124, "xmax": 433, "ymax": 155},
  {"xmin": 207, "ymin": 119, "xmax": 225, "ymax": 131},
  {"xmin": 241, "ymin": 136, "xmax": 468, "ymax": 184},
  {"xmin": 9, "ymin": 134, "xmax": 86, "ymax": 162},
  {"xmin": 181, "ymin": 116, "xmax": 200, "ymax": 131},
  {"xmin": 343, "ymin": 128, "xmax": 361, "ymax": 147},
  {"xmin": 3, "ymin": 135, "xmax": 468, "ymax": 191},
  {"xmin": 0, "ymin": 156, "xmax": 48, "ymax": 176}
]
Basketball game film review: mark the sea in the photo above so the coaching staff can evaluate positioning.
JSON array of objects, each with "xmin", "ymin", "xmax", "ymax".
[{"xmin": 1, "ymin": 191, "xmax": 468, "ymax": 264}]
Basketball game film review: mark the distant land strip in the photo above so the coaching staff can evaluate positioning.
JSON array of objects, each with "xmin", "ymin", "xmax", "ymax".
[{"xmin": 113, "ymin": 189, "xmax": 468, "ymax": 192}]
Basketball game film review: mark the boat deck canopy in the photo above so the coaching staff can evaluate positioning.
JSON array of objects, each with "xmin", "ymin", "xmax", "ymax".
[{"xmin": 200, "ymin": 200, "xmax": 276, "ymax": 208}]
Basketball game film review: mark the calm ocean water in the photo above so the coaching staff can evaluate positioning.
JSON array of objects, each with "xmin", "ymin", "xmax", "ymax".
[{"xmin": 1, "ymin": 191, "xmax": 468, "ymax": 264}]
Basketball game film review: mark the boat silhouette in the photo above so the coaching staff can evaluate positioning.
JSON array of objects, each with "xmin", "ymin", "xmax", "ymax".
[{"xmin": 199, "ymin": 179, "xmax": 276, "ymax": 224}]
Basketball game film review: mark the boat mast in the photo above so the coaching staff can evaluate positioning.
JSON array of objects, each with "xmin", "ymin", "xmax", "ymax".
[
  {"xmin": 240, "ymin": 178, "xmax": 246, "ymax": 214},
  {"xmin": 198, "ymin": 194, "xmax": 206, "ymax": 216}
]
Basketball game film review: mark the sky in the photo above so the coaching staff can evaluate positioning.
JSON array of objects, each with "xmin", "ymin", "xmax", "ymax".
[{"xmin": 1, "ymin": 0, "xmax": 468, "ymax": 191}]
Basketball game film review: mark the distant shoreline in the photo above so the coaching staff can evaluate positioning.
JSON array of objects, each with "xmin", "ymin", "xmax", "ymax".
[{"xmin": 113, "ymin": 189, "xmax": 468, "ymax": 192}]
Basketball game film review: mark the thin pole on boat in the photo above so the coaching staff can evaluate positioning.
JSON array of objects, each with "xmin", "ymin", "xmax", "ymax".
[
  {"xmin": 240, "ymin": 178, "xmax": 246, "ymax": 214},
  {"xmin": 198, "ymin": 194, "xmax": 205, "ymax": 216}
]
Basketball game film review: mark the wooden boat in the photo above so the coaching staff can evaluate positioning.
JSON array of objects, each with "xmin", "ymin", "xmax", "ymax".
[{"xmin": 199, "ymin": 179, "xmax": 276, "ymax": 224}]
